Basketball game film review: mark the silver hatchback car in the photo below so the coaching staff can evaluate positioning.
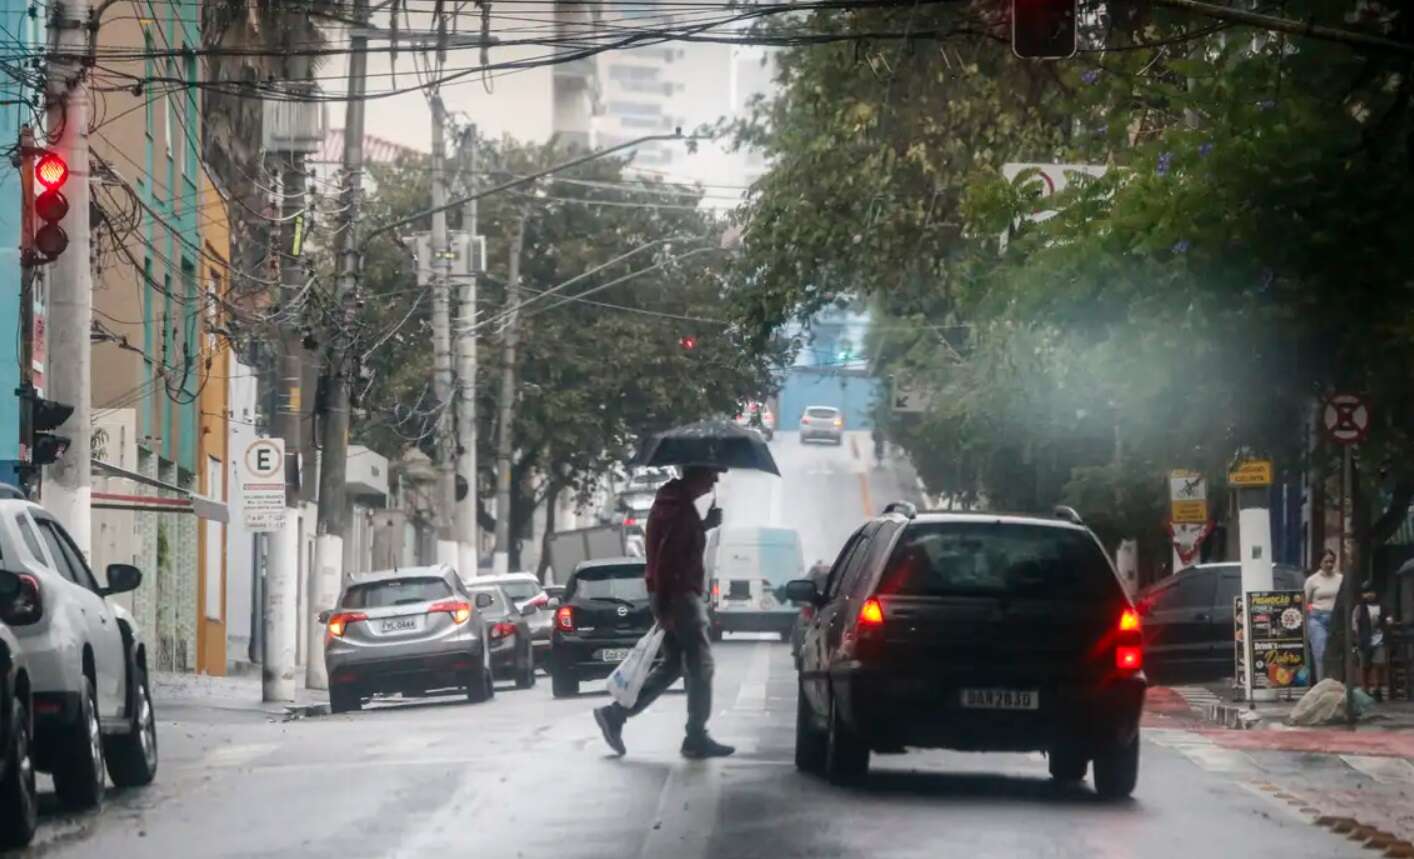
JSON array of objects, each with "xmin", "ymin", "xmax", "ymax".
[{"xmin": 322, "ymin": 566, "xmax": 496, "ymax": 713}]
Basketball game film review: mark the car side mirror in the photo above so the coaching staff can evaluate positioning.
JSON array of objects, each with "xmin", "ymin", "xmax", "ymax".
[
  {"xmin": 520, "ymin": 603, "xmax": 538, "ymax": 617},
  {"xmin": 784, "ymin": 578, "xmax": 822, "ymax": 606},
  {"xmin": 104, "ymin": 563, "xmax": 143, "ymax": 596},
  {"xmin": 0, "ymin": 569, "xmax": 42, "ymax": 625},
  {"xmin": 317, "ymin": 609, "xmax": 332, "ymax": 625},
  {"xmin": 475, "ymin": 592, "xmax": 494, "ymax": 609}
]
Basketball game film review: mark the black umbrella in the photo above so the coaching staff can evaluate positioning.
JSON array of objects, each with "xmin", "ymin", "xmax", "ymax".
[{"xmin": 632, "ymin": 419, "xmax": 781, "ymax": 476}]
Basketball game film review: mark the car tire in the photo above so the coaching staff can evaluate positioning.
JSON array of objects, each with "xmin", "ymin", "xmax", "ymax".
[
  {"xmin": 551, "ymin": 671, "xmax": 579, "ymax": 699},
  {"xmin": 1048, "ymin": 745, "xmax": 1087, "ymax": 783},
  {"xmin": 824, "ymin": 694, "xmax": 869, "ymax": 785},
  {"xmin": 105, "ymin": 663, "xmax": 158, "ymax": 787},
  {"xmin": 0, "ymin": 697, "xmax": 38, "ymax": 848},
  {"xmin": 515, "ymin": 647, "xmax": 536, "ymax": 690},
  {"xmin": 330, "ymin": 684, "xmax": 363, "ymax": 714},
  {"xmin": 794, "ymin": 682, "xmax": 826, "ymax": 774},
  {"xmin": 1093, "ymin": 735, "xmax": 1140, "ymax": 799},
  {"xmin": 466, "ymin": 646, "xmax": 495, "ymax": 704},
  {"xmin": 53, "ymin": 675, "xmax": 105, "ymax": 811}
]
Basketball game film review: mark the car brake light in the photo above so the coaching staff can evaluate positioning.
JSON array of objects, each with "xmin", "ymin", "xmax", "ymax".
[
  {"xmin": 428, "ymin": 599, "xmax": 472, "ymax": 624},
  {"xmin": 858, "ymin": 597, "xmax": 884, "ymax": 626},
  {"xmin": 327, "ymin": 611, "xmax": 368, "ymax": 638},
  {"xmin": 1119, "ymin": 609, "xmax": 1140, "ymax": 632},
  {"xmin": 490, "ymin": 621, "xmax": 517, "ymax": 640},
  {"xmin": 555, "ymin": 605, "xmax": 574, "ymax": 631},
  {"xmin": 1116, "ymin": 646, "xmax": 1142, "ymax": 671},
  {"xmin": 711, "ymin": 579, "xmax": 720, "ymax": 599},
  {"xmin": 624, "ymin": 516, "xmax": 637, "ymax": 528}
]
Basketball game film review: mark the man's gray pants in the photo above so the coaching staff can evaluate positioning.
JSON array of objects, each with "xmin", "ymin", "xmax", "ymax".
[{"xmin": 610, "ymin": 594, "xmax": 715, "ymax": 740}]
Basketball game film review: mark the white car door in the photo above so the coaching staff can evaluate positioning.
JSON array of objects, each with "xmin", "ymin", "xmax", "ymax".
[{"xmin": 34, "ymin": 516, "xmax": 128, "ymax": 720}]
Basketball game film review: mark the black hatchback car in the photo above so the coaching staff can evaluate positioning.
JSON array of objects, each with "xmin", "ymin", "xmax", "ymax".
[
  {"xmin": 549, "ymin": 558, "xmax": 652, "ymax": 698},
  {"xmin": 789, "ymin": 504, "xmax": 1146, "ymax": 797},
  {"xmin": 1135, "ymin": 562, "xmax": 1305, "ymax": 683}
]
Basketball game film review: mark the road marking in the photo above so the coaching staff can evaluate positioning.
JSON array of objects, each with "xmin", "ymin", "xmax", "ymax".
[
  {"xmin": 1340, "ymin": 754, "xmax": 1414, "ymax": 785},
  {"xmin": 202, "ymin": 742, "xmax": 278, "ymax": 768},
  {"xmin": 637, "ymin": 763, "xmax": 724, "ymax": 859},
  {"xmin": 850, "ymin": 434, "xmax": 860, "ymax": 460},
  {"xmin": 858, "ymin": 471, "xmax": 873, "ymax": 517},
  {"xmin": 732, "ymin": 643, "xmax": 771, "ymax": 712}
]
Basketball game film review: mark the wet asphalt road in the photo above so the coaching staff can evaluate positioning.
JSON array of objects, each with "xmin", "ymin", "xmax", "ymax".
[{"xmin": 12, "ymin": 434, "xmax": 1369, "ymax": 858}]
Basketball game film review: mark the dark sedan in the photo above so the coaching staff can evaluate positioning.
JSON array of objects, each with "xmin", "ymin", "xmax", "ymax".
[{"xmin": 466, "ymin": 585, "xmax": 538, "ymax": 690}]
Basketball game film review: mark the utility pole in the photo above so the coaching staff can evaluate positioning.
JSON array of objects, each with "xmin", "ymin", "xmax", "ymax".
[
  {"xmin": 492, "ymin": 210, "xmax": 528, "ymax": 574},
  {"xmin": 309, "ymin": 0, "xmax": 369, "ymax": 691},
  {"xmin": 429, "ymin": 94, "xmax": 458, "ymax": 569},
  {"xmin": 42, "ymin": 1, "xmax": 93, "ymax": 556},
  {"xmin": 265, "ymin": 19, "xmax": 312, "ymax": 704},
  {"xmin": 455, "ymin": 126, "xmax": 480, "ymax": 578}
]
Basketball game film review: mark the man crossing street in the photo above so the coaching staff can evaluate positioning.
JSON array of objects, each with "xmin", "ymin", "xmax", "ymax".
[{"xmin": 593, "ymin": 465, "xmax": 735, "ymax": 759}]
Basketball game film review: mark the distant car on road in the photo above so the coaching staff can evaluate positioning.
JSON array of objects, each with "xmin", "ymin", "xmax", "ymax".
[
  {"xmin": 734, "ymin": 402, "xmax": 775, "ymax": 441},
  {"xmin": 549, "ymin": 558, "xmax": 654, "ymax": 698},
  {"xmin": 1135, "ymin": 562, "xmax": 1305, "ymax": 684},
  {"xmin": 463, "ymin": 583, "xmax": 538, "ymax": 690},
  {"xmin": 0, "ymin": 569, "xmax": 37, "ymax": 847},
  {"xmin": 799, "ymin": 405, "xmax": 844, "ymax": 445},
  {"xmin": 323, "ymin": 565, "xmax": 496, "ymax": 712},
  {"xmin": 0, "ymin": 490, "xmax": 156, "ymax": 812},
  {"xmin": 706, "ymin": 526, "xmax": 804, "ymax": 641},
  {"xmin": 469, "ymin": 573, "xmax": 553, "ymax": 669},
  {"xmin": 789, "ymin": 503, "xmax": 1145, "ymax": 797}
]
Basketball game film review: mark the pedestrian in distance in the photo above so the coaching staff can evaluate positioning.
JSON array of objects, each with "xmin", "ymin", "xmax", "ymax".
[
  {"xmin": 594, "ymin": 465, "xmax": 735, "ymax": 759},
  {"xmin": 1304, "ymin": 549, "xmax": 1343, "ymax": 683},
  {"xmin": 1353, "ymin": 585, "xmax": 1393, "ymax": 702}
]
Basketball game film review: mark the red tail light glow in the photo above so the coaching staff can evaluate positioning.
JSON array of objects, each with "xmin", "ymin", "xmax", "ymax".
[
  {"xmin": 1119, "ymin": 609, "xmax": 1140, "ymax": 633},
  {"xmin": 1116, "ymin": 646, "xmax": 1142, "ymax": 671},
  {"xmin": 327, "ymin": 611, "xmax": 368, "ymax": 638},
  {"xmin": 490, "ymin": 621, "xmax": 517, "ymax": 640},
  {"xmin": 858, "ymin": 597, "xmax": 885, "ymax": 626},
  {"xmin": 711, "ymin": 579, "xmax": 720, "ymax": 599},
  {"xmin": 428, "ymin": 599, "xmax": 472, "ymax": 624},
  {"xmin": 555, "ymin": 605, "xmax": 574, "ymax": 632},
  {"xmin": 624, "ymin": 516, "xmax": 637, "ymax": 528}
]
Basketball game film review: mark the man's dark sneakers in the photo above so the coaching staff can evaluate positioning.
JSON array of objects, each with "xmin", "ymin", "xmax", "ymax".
[
  {"xmin": 594, "ymin": 706, "xmax": 626, "ymax": 756},
  {"xmin": 681, "ymin": 735, "xmax": 735, "ymax": 759}
]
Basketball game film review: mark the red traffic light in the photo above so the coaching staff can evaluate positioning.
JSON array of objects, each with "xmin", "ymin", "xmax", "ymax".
[
  {"xmin": 679, "ymin": 335, "xmax": 697, "ymax": 350},
  {"xmin": 34, "ymin": 151, "xmax": 68, "ymax": 189}
]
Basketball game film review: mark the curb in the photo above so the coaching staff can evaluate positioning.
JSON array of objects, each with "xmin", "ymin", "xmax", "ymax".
[
  {"xmin": 1198, "ymin": 700, "xmax": 1265, "ymax": 730},
  {"xmin": 283, "ymin": 702, "xmax": 331, "ymax": 720}
]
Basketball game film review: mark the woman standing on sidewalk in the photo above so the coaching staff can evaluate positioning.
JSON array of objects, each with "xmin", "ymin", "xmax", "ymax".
[{"xmin": 1305, "ymin": 549, "xmax": 1344, "ymax": 682}]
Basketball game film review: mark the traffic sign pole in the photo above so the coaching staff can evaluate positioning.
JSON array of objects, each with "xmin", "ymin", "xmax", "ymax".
[{"xmin": 1321, "ymin": 392, "xmax": 1369, "ymax": 728}]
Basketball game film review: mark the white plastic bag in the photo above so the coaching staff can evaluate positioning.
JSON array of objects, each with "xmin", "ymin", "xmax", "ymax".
[{"xmin": 607, "ymin": 624, "xmax": 665, "ymax": 709}]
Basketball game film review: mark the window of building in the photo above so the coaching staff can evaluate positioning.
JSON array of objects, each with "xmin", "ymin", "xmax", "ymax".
[
  {"xmin": 608, "ymin": 100, "xmax": 662, "ymax": 117},
  {"xmin": 609, "ymin": 64, "xmax": 659, "ymax": 83}
]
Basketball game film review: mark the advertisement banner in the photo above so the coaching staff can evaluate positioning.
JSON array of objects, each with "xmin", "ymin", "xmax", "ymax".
[{"xmin": 1245, "ymin": 590, "xmax": 1310, "ymax": 690}]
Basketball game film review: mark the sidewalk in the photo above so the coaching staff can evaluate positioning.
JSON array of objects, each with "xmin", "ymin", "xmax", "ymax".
[{"xmin": 153, "ymin": 669, "xmax": 330, "ymax": 719}]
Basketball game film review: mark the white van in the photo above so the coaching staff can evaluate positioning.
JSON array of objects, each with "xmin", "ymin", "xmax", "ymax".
[{"xmin": 705, "ymin": 526, "xmax": 805, "ymax": 641}]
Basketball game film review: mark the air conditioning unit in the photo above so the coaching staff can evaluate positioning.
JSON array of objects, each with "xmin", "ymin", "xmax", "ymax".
[{"xmin": 261, "ymin": 89, "xmax": 327, "ymax": 154}]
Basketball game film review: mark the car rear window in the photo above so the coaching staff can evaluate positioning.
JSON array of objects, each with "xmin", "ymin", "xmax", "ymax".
[
  {"xmin": 342, "ymin": 577, "xmax": 451, "ymax": 608},
  {"xmin": 806, "ymin": 407, "xmax": 838, "ymax": 418},
  {"xmin": 496, "ymin": 580, "xmax": 542, "ymax": 602},
  {"xmin": 876, "ymin": 523, "xmax": 1122, "ymax": 601},
  {"xmin": 572, "ymin": 565, "xmax": 649, "ymax": 602}
]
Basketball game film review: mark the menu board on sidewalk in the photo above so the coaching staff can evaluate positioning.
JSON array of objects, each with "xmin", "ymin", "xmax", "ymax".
[{"xmin": 1245, "ymin": 590, "xmax": 1310, "ymax": 690}]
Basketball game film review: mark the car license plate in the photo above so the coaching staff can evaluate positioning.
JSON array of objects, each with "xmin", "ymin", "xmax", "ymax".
[
  {"xmin": 598, "ymin": 648, "xmax": 631, "ymax": 662},
  {"xmin": 960, "ymin": 688, "xmax": 1038, "ymax": 710},
  {"xmin": 380, "ymin": 616, "xmax": 421, "ymax": 634}
]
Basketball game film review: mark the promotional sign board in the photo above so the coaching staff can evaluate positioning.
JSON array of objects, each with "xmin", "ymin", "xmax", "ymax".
[
  {"xmin": 1168, "ymin": 469, "xmax": 1208, "ymax": 524},
  {"xmin": 1228, "ymin": 459, "xmax": 1273, "ymax": 487},
  {"xmin": 1244, "ymin": 590, "xmax": 1310, "ymax": 691},
  {"xmin": 241, "ymin": 437, "xmax": 286, "ymax": 532}
]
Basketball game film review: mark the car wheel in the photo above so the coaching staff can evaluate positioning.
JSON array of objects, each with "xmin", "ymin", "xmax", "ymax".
[
  {"xmin": 1093, "ymin": 735, "xmax": 1140, "ymax": 799},
  {"xmin": 1048, "ymin": 745, "xmax": 1087, "ymax": 783},
  {"xmin": 794, "ymin": 682, "xmax": 826, "ymax": 774},
  {"xmin": 824, "ymin": 694, "xmax": 869, "ymax": 785},
  {"xmin": 0, "ymin": 697, "xmax": 38, "ymax": 848},
  {"xmin": 330, "ymin": 684, "xmax": 363, "ymax": 714},
  {"xmin": 105, "ymin": 662, "xmax": 158, "ymax": 787},
  {"xmin": 53, "ymin": 675, "xmax": 105, "ymax": 810},
  {"xmin": 515, "ymin": 647, "xmax": 536, "ymax": 690},
  {"xmin": 551, "ymin": 670, "xmax": 579, "ymax": 699},
  {"xmin": 466, "ymin": 647, "xmax": 495, "ymax": 704}
]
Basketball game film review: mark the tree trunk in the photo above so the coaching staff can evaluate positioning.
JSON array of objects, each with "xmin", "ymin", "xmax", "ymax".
[{"xmin": 536, "ymin": 482, "xmax": 562, "ymax": 583}]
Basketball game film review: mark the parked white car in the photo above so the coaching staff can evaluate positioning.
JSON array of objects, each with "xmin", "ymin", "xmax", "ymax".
[{"xmin": 0, "ymin": 488, "xmax": 157, "ymax": 810}]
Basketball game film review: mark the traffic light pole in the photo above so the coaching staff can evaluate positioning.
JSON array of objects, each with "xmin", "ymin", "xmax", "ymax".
[
  {"xmin": 15, "ymin": 127, "xmax": 36, "ymax": 498},
  {"xmin": 41, "ymin": 2, "xmax": 94, "ymax": 556}
]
